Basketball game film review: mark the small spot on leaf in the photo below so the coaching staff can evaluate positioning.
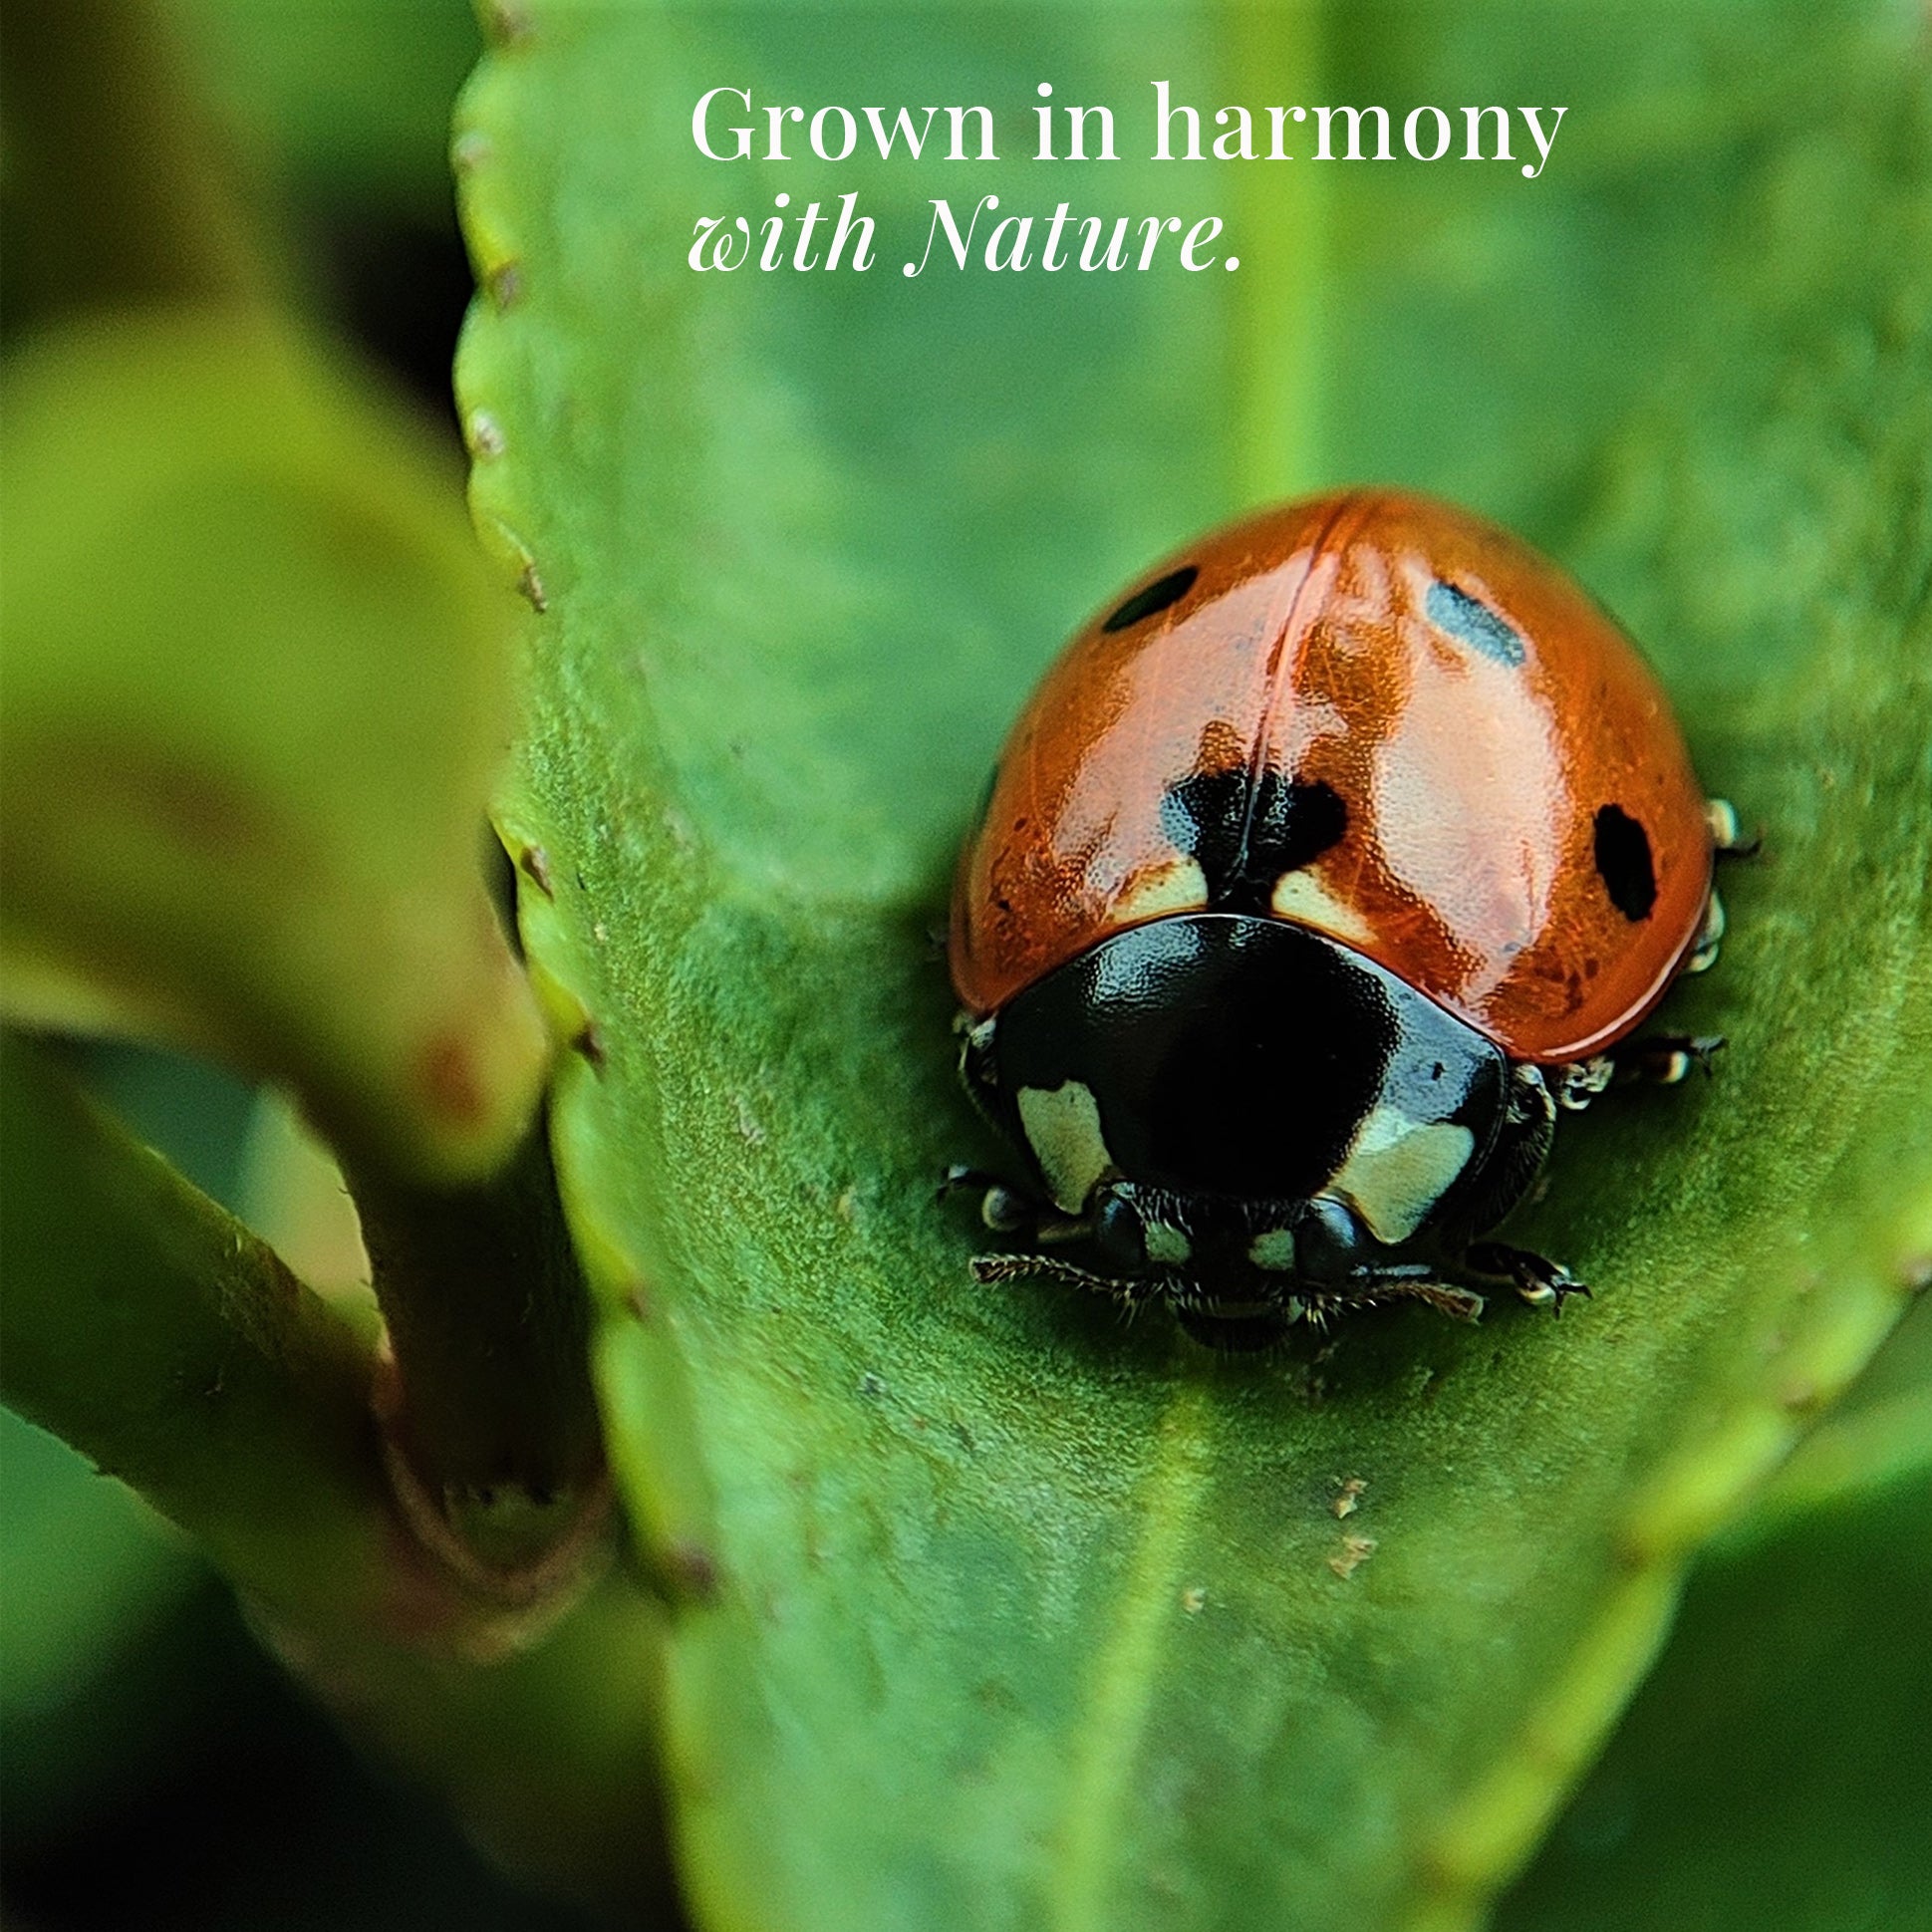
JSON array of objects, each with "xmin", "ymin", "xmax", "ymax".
[
  {"xmin": 466, "ymin": 410, "xmax": 506, "ymax": 458},
  {"xmin": 481, "ymin": 1, "xmax": 536, "ymax": 50},
  {"xmin": 1328, "ymin": 1535, "xmax": 1378, "ymax": 1580},
  {"xmin": 518, "ymin": 843, "xmax": 555, "ymax": 897},
  {"xmin": 669, "ymin": 1540, "xmax": 721, "ymax": 1603},
  {"xmin": 418, "ymin": 1034, "xmax": 486, "ymax": 1128}
]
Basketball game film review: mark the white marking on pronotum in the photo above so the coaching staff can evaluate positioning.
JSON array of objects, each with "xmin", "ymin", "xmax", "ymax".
[
  {"xmin": 1269, "ymin": 869, "xmax": 1378, "ymax": 948},
  {"xmin": 1016, "ymin": 1080, "xmax": 1112, "ymax": 1215},
  {"xmin": 1331, "ymin": 1105, "xmax": 1475, "ymax": 1245}
]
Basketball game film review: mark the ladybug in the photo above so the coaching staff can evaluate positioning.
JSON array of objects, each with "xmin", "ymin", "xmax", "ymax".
[{"xmin": 947, "ymin": 489, "xmax": 1749, "ymax": 1350}]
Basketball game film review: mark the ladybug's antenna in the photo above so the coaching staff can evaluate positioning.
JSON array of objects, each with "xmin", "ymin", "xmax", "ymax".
[{"xmin": 969, "ymin": 1251, "xmax": 1149, "ymax": 1308}]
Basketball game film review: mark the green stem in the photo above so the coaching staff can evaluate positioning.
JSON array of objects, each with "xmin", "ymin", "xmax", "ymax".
[
  {"xmin": 346, "ymin": 1113, "xmax": 607, "ymax": 1580},
  {"xmin": 1, "ymin": 1031, "xmax": 668, "ymax": 1906},
  {"xmin": 0, "ymin": 1030, "xmax": 401, "ymax": 1634}
]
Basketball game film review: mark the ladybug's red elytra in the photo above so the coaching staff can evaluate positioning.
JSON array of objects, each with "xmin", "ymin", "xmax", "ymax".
[{"xmin": 947, "ymin": 488, "xmax": 1746, "ymax": 1349}]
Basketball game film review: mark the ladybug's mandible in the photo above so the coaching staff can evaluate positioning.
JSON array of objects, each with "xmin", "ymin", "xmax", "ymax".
[{"xmin": 947, "ymin": 489, "xmax": 1747, "ymax": 1349}]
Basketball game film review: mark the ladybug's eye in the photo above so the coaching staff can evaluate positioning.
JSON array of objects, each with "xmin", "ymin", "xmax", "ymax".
[
  {"xmin": 1103, "ymin": 565, "xmax": 1198, "ymax": 634},
  {"xmin": 1295, "ymin": 1197, "xmax": 1368, "ymax": 1286},
  {"xmin": 1091, "ymin": 1191, "xmax": 1149, "ymax": 1272}
]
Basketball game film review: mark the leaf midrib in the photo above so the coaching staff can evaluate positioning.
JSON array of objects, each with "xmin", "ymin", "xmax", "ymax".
[{"xmin": 1048, "ymin": 1383, "xmax": 1215, "ymax": 1931}]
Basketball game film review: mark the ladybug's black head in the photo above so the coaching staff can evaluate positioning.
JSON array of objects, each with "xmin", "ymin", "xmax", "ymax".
[{"xmin": 966, "ymin": 914, "xmax": 1517, "ymax": 1317}]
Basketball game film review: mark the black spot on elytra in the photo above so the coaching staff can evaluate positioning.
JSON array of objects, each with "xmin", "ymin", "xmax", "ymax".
[
  {"xmin": 1426, "ymin": 579, "xmax": 1525, "ymax": 667},
  {"xmin": 1103, "ymin": 565, "xmax": 1198, "ymax": 633},
  {"xmin": 1161, "ymin": 768, "xmax": 1347, "ymax": 914},
  {"xmin": 1593, "ymin": 804, "xmax": 1657, "ymax": 921}
]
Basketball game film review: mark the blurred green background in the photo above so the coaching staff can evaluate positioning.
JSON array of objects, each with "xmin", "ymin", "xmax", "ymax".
[{"xmin": 2, "ymin": 4, "xmax": 600, "ymax": 1924}]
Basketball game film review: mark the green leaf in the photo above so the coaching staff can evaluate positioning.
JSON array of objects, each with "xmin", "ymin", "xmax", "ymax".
[
  {"xmin": 1498, "ymin": 1309, "xmax": 1932, "ymax": 1932},
  {"xmin": 0, "ymin": 311, "xmax": 547, "ymax": 1184},
  {"xmin": 455, "ymin": 7, "xmax": 1931, "ymax": 1928}
]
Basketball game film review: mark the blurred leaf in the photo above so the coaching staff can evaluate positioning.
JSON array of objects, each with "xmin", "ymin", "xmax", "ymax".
[
  {"xmin": 164, "ymin": 0, "xmax": 483, "ymax": 218},
  {"xmin": 238, "ymin": 1087, "xmax": 374, "ymax": 1299},
  {"xmin": 1498, "ymin": 1371, "xmax": 1932, "ymax": 1932},
  {"xmin": 1812, "ymin": 1275, "xmax": 1932, "ymax": 1424},
  {"xmin": 0, "ymin": 1405, "xmax": 196, "ymax": 1752},
  {"xmin": 455, "ymin": 6, "xmax": 1930, "ymax": 1930},
  {"xmin": 77, "ymin": 1039, "xmax": 261, "ymax": 1207},
  {"xmin": 0, "ymin": 310, "xmax": 547, "ymax": 1184},
  {"xmin": 0, "ymin": 0, "xmax": 268, "ymax": 323}
]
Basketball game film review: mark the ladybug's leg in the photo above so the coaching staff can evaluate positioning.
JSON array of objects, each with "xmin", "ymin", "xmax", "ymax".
[
  {"xmin": 1606, "ymin": 1033, "xmax": 1726, "ymax": 1087},
  {"xmin": 1681, "ymin": 801, "xmax": 1761, "ymax": 976},
  {"xmin": 1560, "ymin": 1027, "xmax": 1731, "ymax": 1105},
  {"xmin": 940, "ymin": 1164, "xmax": 1085, "ymax": 1242},
  {"xmin": 1552, "ymin": 1056, "xmax": 1615, "ymax": 1112},
  {"xmin": 940, "ymin": 1164, "xmax": 1025, "ymax": 1220},
  {"xmin": 1401, "ymin": 1280, "xmax": 1488, "ymax": 1323},
  {"xmin": 1464, "ymin": 1241, "xmax": 1590, "ymax": 1312},
  {"xmin": 1684, "ymin": 800, "xmax": 1759, "ymax": 976},
  {"xmin": 1683, "ymin": 884, "xmax": 1728, "ymax": 973},
  {"xmin": 1552, "ymin": 1033, "xmax": 1725, "ymax": 1103},
  {"xmin": 939, "ymin": 1163, "xmax": 1003, "ymax": 1198},
  {"xmin": 1707, "ymin": 798, "xmax": 1763, "ymax": 860}
]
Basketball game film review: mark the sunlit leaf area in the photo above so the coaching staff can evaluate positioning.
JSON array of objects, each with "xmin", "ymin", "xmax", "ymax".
[{"xmin": 2, "ymin": 4, "xmax": 1927, "ymax": 1930}]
